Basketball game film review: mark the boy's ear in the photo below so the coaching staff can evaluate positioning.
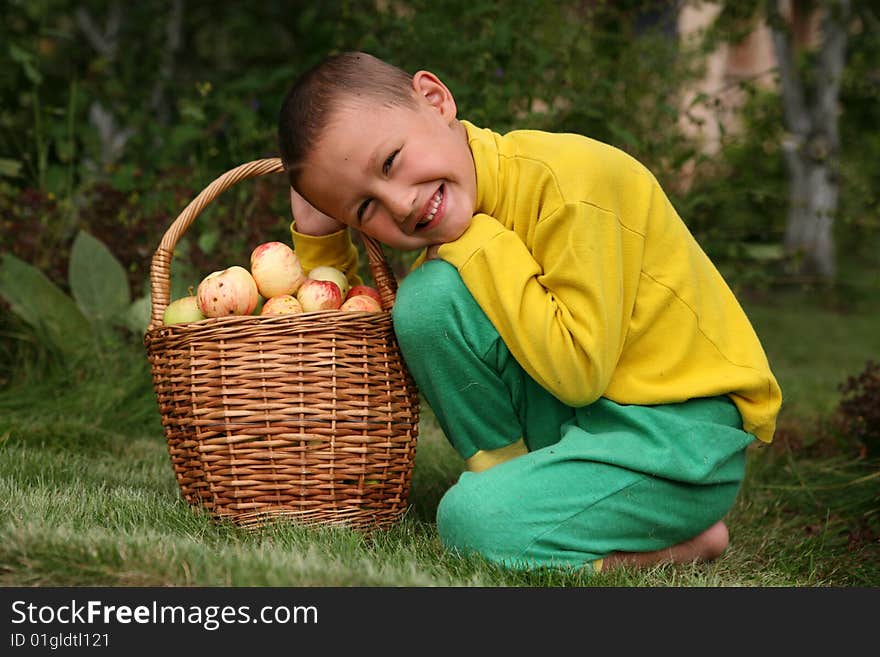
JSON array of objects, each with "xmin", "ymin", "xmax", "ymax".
[{"xmin": 412, "ymin": 70, "xmax": 457, "ymax": 121}]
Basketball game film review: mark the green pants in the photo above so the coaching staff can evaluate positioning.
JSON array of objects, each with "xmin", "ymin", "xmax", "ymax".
[{"xmin": 392, "ymin": 260, "xmax": 755, "ymax": 570}]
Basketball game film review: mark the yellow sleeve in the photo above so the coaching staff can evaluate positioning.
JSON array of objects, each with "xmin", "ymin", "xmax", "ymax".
[
  {"xmin": 289, "ymin": 221, "xmax": 363, "ymax": 286},
  {"xmin": 437, "ymin": 210, "xmax": 631, "ymax": 407}
]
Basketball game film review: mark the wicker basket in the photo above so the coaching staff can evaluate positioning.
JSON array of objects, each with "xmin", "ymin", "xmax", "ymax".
[{"xmin": 143, "ymin": 158, "xmax": 420, "ymax": 531}]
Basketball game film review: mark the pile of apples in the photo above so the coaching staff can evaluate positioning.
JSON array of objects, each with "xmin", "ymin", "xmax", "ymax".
[{"xmin": 162, "ymin": 241, "xmax": 383, "ymax": 326}]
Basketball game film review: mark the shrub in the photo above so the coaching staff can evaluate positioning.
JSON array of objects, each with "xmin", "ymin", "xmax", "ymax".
[{"xmin": 833, "ymin": 360, "xmax": 880, "ymax": 458}]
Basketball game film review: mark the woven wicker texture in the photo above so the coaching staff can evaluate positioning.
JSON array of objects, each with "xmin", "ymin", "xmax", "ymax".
[{"xmin": 144, "ymin": 158, "xmax": 420, "ymax": 531}]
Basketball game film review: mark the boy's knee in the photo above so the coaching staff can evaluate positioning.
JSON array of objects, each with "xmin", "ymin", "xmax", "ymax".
[
  {"xmin": 436, "ymin": 475, "xmax": 491, "ymax": 556},
  {"xmin": 392, "ymin": 260, "xmax": 469, "ymax": 347},
  {"xmin": 436, "ymin": 472, "xmax": 530, "ymax": 566}
]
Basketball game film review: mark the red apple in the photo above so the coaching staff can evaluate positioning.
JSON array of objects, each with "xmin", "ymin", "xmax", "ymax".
[
  {"xmin": 250, "ymin": 241, "xmax": 306, "ymax": 298},
  {"xmin": 307, "ymin": 265, "xmax": 349, "ymax": 299},
  {"xmin": 340, "ymin": 294, "xmax": 382, "ymax": 312},
  {"xmin": 197, "ymin": 265, "xmax": 259, "ymax": 317},
  {"xmin": 260, "ymin": 294, "xmax": 304, "ymax": 316},
  {"xmin": 296, "ymin": 278, "xmax": 342, "ymax": 312},
  {"xmin": 345, "ymin": 284, "xmax": 382, "ymax": 306}
]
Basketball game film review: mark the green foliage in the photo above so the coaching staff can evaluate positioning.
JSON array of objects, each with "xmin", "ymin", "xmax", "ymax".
[
  {"xmin": 0, "ymin": 251, "xmax": 91, "ymax": 358},
  {"xmin": 69, "ymin": 230, "xmax": 131, "ymax": 326},
  {"xmin": 0, "ymin": 1, "xmax": 878, "ymax": 336},
  {"xmin": 0, "ymin": 1, "xmax": 678, "ymax": 295},
  {"xmin": 0, "ymin": 230, "xmax": 150, "ymax": 368},
  {"xmin": 833, "ymin": 360, "xmax": 880, "ymax": 457},
  {"xmin": 838, "ymin": 7, "xmax": 880, "ymax": 258},
  {"xmin": 549, "ymin": 1, "xmax": 697, "ymax": 179},
  {"xmin": 676, "ymin": 85, "xmax": 789, "ymax": 288}
]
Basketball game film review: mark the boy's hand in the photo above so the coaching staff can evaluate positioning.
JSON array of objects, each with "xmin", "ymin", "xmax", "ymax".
[{"xmin": 290, "ymin": 187, "xmax": 346, "ymax": 236}]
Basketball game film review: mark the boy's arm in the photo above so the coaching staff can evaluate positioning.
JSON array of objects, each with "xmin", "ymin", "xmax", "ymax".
[
  {"xmin": 289, "ymin": 188, "xmax": 363, "ymax": 286},
  {"xmin": 437, "ymin": 210, "xmax": 628, "ymax": 407}
]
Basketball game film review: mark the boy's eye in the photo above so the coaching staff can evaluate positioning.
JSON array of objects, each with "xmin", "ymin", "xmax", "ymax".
[
  {"xmin": 357, "ymin": 199, "xmax": 371, "ymax": 222},
  {"xmin": 357, "ymin": 150, "xmax": 398, "ymax": 222},
  {"xmin": 383, "ymin": 150, "xmax": 398, "ymax": 175}
]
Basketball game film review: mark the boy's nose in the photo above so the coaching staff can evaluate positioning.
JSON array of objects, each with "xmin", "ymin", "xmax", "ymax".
[{"xmin": 384, "ymin": 185, "xmax": 416, "ymax": 223}]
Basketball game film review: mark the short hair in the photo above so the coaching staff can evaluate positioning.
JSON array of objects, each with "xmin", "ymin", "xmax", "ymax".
[{"xmin": 278, "ymin": 51, "xmax": 416, "ymax": 189}]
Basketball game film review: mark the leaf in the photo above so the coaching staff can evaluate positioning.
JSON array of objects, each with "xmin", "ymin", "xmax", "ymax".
[
  {"xmin": 169, "ymin": 242, "xmax": 202, "ymax": 301},
  {"xmin": 197, "ymin": 226, "xmax": 220, "ymax": 254},
  {"xmin": 607, "ymin": 123, "xmax": 640, "ymax": 148},
  {"xmin": 741, "ymin": 243, "xmax": 784, "ymax": 262},
  {"xmin": 0, "ymin": 252, "xmax": 91, "ymax": 355},
  {"xmin": 125, "ymin": 292, "xmax": 152, "ymax": 335},
  {"xmin": 0, "ymin": 158, "xmax": 23, "ymax": 178},
  {"xmin": 8, "ymin": 44, "xmax": 43, "ymax": 85},
  {"xmin": 68, "ymin": 230, "xmax": 131, "ymax": 325},
  {"xmin": 123, "ymin": 276, "xmax": 161, "ymax": 335}
]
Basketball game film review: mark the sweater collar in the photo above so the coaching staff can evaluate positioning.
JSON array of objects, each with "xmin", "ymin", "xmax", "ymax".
[{"xmin": 462, "ymin": 120, "xmax": 501, "ymax": 218}]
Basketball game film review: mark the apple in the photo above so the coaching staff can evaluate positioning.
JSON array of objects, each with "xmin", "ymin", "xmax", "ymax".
[
  {"xmin": 197, "ymin": 265, "xmax": 259, "ymax": 317},
  {"xmin": 296, "ymin": 278, "xmax": 342, "ymax": 312},
  {"xmin": 163, "ymin": 295, "xmax": 205, "ymax": 325},
  {"xmin": 345, "ymin": 284, "xmax": 382, "ymax": 306},
  {"xmin": 340, "ymin": 294, "xmax": 382, "ymax": 312},
  {"xmin": 250, "ymin": 241, "xmax": 306, "ymax": 299},
  {"xmin": 260, "ymin": 294, "xmax": 304, "ymax": 316},
  {"xmin": 307, "ymin": 265, "xmax": 349, "ymax": 299}
]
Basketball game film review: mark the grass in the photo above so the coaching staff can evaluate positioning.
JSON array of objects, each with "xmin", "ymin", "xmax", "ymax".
[
  {"xmin": 744, "ymin": 295, "xmax": 880, "ymax": 420},
  {"xmin": 1, "ymin": 283, "xmax": 878, "ymax": 587}
]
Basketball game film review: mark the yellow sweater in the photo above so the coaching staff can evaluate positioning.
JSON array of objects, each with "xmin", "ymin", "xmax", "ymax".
[{"xmin": 291, "ymin": 120, "xmax": 782, "ymax": 443}]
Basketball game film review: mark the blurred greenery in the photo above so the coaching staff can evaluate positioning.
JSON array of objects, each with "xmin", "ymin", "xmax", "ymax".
[
  {"xmin": 2, "ymin": 1, "xmax": 877, "ymax": 299},
  {"xmin": 0, "ymin": 1, "xmax": 876, "ymax": 357}
]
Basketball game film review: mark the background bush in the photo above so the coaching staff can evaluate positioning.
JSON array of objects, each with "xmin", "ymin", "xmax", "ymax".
[
  {"xmin": 0, "ymin": 1, "xmax": 719, "ymax": 287},
  {"xmin": 1, "ymin": 1, "xmax": 878, "ymax": 359}
]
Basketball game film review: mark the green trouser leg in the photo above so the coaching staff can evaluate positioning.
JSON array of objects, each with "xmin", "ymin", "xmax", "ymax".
[{"xmin": 392, "ymin": 260, "xmax": 755, "ymax": 570}]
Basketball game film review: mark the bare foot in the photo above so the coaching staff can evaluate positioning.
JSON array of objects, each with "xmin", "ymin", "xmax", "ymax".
[{"xmin": 600, "ymin": 521, "xmax": 730, "ymax": 571}]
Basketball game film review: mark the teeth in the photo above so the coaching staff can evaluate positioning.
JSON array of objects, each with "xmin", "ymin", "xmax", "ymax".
[{"xmin": 419, "ymin": 188, "xmax": 443, "ymax": 227}]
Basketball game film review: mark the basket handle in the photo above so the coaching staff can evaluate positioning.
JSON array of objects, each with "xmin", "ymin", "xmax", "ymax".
[{"xmin": 148, "ymin": 158, "xmax": 399, "ymax": 331}]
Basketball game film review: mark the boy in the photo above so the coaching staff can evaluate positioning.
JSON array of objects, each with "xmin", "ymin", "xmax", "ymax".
[{"xmin": 278, "ymin": 51, "xmax": 782, "ymax": 572}]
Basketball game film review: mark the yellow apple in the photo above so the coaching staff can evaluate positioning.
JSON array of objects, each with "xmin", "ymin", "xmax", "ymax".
[
  {"xmin": 260, "ymin": 294, "xmax": 304, "ymax": 316},
  {"xmin": 307, "ymin": 265, "xmax": 349, "ymax": 299},
  {"xmin": 345, "ymin": 284, "xmax": 382, "ymax": 306},
  {"xmin": 197, "ymin": 265, "xmax": 259, "ymax": 317},
  {"xmin": 296, "ymin": 278, "xmax": 342, "ymax": 312},
  {"xmin": 250, "ymin": 241, "xmax": 307, "ymax": 298},
  {"xmin": 340, "ymin": 294, "xmax": 382, "ymax": 312}
]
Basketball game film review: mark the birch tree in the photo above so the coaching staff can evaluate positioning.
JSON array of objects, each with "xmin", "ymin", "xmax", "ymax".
[
  {"xmin": 766, "ymin": 0, "xmax": 852, "ymax": 281},
  {"xmin": 75, "ymin": 1, "xmax": 185, "ymax": 170}
]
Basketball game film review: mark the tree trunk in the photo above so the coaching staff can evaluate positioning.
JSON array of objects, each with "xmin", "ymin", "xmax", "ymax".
[
  {"xmin": 781, "ymin": 138, "xmax": 838, "ymax": 279},
  {"xmin": 768, "ymin": 0, "xmax": 850, "ymax": 282},
  {"xmin": 77, "ymin": 2, "xmax": 185, "ymax": 169}
]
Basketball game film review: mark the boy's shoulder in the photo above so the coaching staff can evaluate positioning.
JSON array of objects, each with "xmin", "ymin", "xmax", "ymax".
[
  {"xmin": 505, "ymin": 127, "xmax": 640, "ymax": 168},
  {"xmin": 466, "ymin": 120, "xmax": 646, "ymax": 175},
  {"xmin": 463, "ymin": 120, "xmax": 657, "ymax": 208}
]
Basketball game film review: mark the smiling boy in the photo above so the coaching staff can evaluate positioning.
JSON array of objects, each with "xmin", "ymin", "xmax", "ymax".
[{"xmin": 278, "ymin": 51, "xmax": 782, "ymax": 572}]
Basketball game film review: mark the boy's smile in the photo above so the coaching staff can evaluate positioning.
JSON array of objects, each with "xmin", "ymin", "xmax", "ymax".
[{"xmin": 297, "ymin": 71, "xmax": 477, "ymax": 252}]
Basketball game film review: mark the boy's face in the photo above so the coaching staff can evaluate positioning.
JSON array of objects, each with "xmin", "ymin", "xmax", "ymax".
[{"xmin": 297, "ymin": 71, "xmax": 477, "ymax": 252}]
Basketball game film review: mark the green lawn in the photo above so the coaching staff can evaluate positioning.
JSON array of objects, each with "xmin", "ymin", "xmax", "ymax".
[
  {"xmin": 0, "ymin": 285, "xmax": 877, "ymax": 587},
  {"xmin": 744, "ymin": 296, "xmax": 880, "ymax": 419}
]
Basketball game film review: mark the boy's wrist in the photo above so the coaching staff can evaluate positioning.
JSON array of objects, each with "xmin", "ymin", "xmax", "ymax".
[
  {"xmin": 291, "ymin": 220, "xmax": 348, "ymax": 238},
  {"xmin": 290, "ymin": 187, "xmax": 346, "ymax": 236},
  {"xmin": 291, "ymin": 215, "xmax": 346, "ymax": 237},
  {"xmin": 289, "ymin": 221, "xmax": 361, "ymax": 283}
]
